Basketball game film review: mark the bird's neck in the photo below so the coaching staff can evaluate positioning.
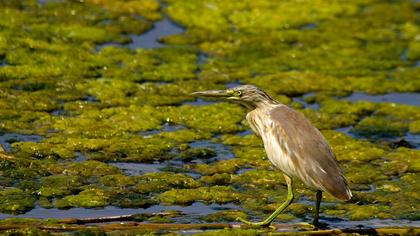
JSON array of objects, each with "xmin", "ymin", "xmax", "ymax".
[
  {"xmin": 250, "ymin": 97, "xmax": 280, "ymax": 111},
  {"xmin": 240, "ymin": 100, "xmax": 279, "ymax": 111},
  {"xmin": 258, "ymin": 99, "xmax": 280, "ymax": 108}
]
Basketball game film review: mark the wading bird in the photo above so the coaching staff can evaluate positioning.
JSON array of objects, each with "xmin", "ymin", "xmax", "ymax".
[{"xmin": 192, "ymin": 85, "xmax": 352, "ymax": 227}]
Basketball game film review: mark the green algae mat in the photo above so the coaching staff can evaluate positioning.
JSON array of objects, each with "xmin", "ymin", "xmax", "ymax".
[{"xmin": 0, "ymin": 0, "xmax": 419, "ymax": 235}]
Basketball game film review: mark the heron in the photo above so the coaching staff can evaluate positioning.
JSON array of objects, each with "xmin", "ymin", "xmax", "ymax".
[{"xmin": 192, "ymin": 85, "xmax": 352, "ymax": 227}]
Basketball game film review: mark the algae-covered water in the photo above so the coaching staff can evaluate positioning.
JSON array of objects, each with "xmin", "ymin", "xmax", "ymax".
[{"xmin": 0, "ymin": 0, "xmax": 419, "ymax": 234}]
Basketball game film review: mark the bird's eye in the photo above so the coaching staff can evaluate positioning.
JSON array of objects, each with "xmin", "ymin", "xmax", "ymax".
[{"xmin": 234, "ymin": 90, "xmax": 242, "ymax": 97}]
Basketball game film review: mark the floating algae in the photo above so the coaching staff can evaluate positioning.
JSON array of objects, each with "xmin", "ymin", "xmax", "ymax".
[{"xmin": 0, "ymin": 0, "xmax": 419, "ymax": 234}]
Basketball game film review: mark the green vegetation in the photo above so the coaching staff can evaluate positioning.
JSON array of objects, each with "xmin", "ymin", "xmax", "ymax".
[{"xmin": 0, "ymin": 0, "xmax": 418, "ymax": 234}]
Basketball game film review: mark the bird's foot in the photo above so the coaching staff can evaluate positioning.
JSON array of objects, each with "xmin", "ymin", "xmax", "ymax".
[
  {"xmin": 311, "ymin": 220, "xmax": 327, "ymax": 229},
  {"xmin": 236, "ymin": 217, "xmax": 276, "ymax": 229},
  {"xmin": 312, "ymin": 218, "xmax": 319, "ymax": 228}
]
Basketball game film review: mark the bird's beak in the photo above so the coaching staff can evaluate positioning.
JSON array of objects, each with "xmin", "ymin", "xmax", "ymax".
[{"xmin": 191, "ymin": 90, "xmax": 230, "ymax": 98}]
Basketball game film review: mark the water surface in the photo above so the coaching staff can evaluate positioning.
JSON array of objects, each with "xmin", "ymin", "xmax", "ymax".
[
  {"xmin": 109, "ymin": 162, "xmax": 164, "ymax": 175},
  {"xmin": 128, "ymin": 18, "xmax": 184, "ymax": 49},
  {"xmin": 0, "ymin": 202, "xmax": 239, "ymax": 220},
  {"xmin": 0, "ymin": 133, "xmax": 44, "ymax": 152},
  {"xmin": 344, "ymin": 92, "xmax": 420, "ymax": 106}
]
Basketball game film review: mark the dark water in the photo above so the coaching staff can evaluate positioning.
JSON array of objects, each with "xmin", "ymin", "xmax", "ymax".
[
  {"xmin": 335, "ymin": 126, "xmax": 355, "ymax": 138},
  {"xmin": 106, "ymin": 139, "xmax": 235, "ymax": 176},
  {"xmin": 95, "ymin": 17, "xmax": 185, "ymax": 51},
  {"xmin": 74, "ymin": 152, "xmax": 87, "ymax": 162},
  {"xmin": 344, "ymin": 92, "xmax": 420, "ymax": 106},
  {"xmin": 337, "ymin": 92, "xmax": 420, "ymax": 148},
  {"xmin": 335, "ymin": 126, "xmax": 420, "ymax": 149},
  {"xmin": 225, "ymin": 82, "xmax": 242, "ymax": 89},
  {"xmin": 127, "ymin": 18, "xmax": 184, "ymax": 49},
  {"xmin": 2, "ymin": 201, "xmax": 415, "ymax": 228},
  {"xmin": 236, "ymin": 130, "xmax": 253, "ymax": 137},
  {"xmin": 400, "ymin": 48, "xmax": 409, "ymax": 62},
  {"xmin": 183, "ymin": 98, "xmax": 216, "ymax": 106},
  {"xmin": 139, "ymin": 124, "xmax": 184, "ymax": 137},
  {"xmin": 300, "ymin": 23, "xmax": 317, "ymax": 30},
  {"xmin": 236, "ymin": 168, "xmax": 255, "ymax": 174},
  {"xmin": 0, "ymin": 200, "xmax": 416, "ymax": 229},
  {"xmin": 110, "ymin": 159, "xmax": 201, "ymax": 179},
  {"xmin": 0, "ymin": 133, "xmax": 44, "ymax": 152},
  {"xmin": 293, "ymin": 93, "xmax": 319, "ymax": 110},
  {"xmin": 50, "ymin": 109, "xmax": 66, "ymax": 116},
  {"xmin": 0, "ymin": 202, "xmax": 239, "ymax": 220},
  {"xmin": 109, "ymin": 162, "xmax": 164, "ymax": 175},
  {"xmin": 324, "ymin": 218, "xmax": 420, "ymax": 229},
  {"xmin": 197, "ymin": 53, "xmax": 209, "ymax": 66},
  {"xmin": 404, "ymin": 133, "xmax": 420, "ymax": 149},
  {"xmin": 189, "ymin": 140, "xmax": 235, "ymax": 161},
  {"xmin": 37, "ymin": 0, "xmax": 64, "ymax": 4}
]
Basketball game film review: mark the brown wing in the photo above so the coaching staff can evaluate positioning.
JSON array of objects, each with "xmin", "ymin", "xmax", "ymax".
[{"xmin": 269, "ymin": 105, "xmax": 352, "ymax": 201}]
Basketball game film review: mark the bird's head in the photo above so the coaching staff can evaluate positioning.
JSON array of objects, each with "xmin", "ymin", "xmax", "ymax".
[{"xmin": 192, "ymin": 84, "xmax": 277, "ymax": 109}]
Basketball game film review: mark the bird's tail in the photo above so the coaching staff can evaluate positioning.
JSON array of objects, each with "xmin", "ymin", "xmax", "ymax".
[{"xmin": 334, "ymin": 177, "xmax": 352, "ymax": 201}]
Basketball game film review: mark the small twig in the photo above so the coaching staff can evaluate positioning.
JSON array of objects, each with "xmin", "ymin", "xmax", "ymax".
[{"xmin": 0, "ymin": 152, "xmax": 16, "ymax": 159}]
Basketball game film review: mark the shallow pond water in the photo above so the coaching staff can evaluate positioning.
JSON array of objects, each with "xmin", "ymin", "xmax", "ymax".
[
  {"xmin": 139, "ymin": 124, "xmax": 184, "ymax": 137},
  {"xmin": 0, "ymin": 0, "xmax": 419, "ymax": 234},
  {"xmin": 128, "ymin": 18, "xmax": 184, "ymax": 49},
  {"xmin": 405, "ymin": 133, "xmax": 420, "ymax": 149},
  {"xmin": 0, "ymin": 202, "xmax": 239, "ymax": 220},
  {"xmin": 323, "ymin": 218, "xmax": 420, "ymax": 229},
  {"xmin": 293, "ymin": 93, "xmax": 320, "ymax": 110},
  {"xmin": 188, "ymin": 140, "xmax": 234, "ymax": 161},
  {"xmin": 95, "ymin": 17, "xmax": 184, "ymax": 51},
  {"xmin": 336, "ymin": 126, "xmax": 420, "ymax": 149},
  {"xmin": 225, "ymin": 82, "xmax": 242, "ymax": 89},
  {"xmin": 183, "ymin": 98, "xmax": 217, "ymax": 106},
  {"xmin": 0, "ymin": 133, "xmax": 44, "ymax": 152},
  {"xmin": 236, "ymin": 130, "xmax": 253, "ymax": 137},
  {"xmin": 109, "ymin": 162, "xmax": 164, "ymax": 175},
  {"xmin": 344, "ymin": 93, "xmax": 420, "ymax": 107},
  {"xmin": 197, "ymin": 53, "xmax": 209, "ymax": 67}
]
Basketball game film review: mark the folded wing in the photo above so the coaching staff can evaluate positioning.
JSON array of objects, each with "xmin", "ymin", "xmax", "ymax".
[{"xmin": 269, "ymin": 106, "xmax": 352, "ymax": 201}]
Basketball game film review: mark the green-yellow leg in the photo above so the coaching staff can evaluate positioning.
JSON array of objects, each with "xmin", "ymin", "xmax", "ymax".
[{"xmin": 237, "ymin": 175, "xmax": 294, "ymax": 227}]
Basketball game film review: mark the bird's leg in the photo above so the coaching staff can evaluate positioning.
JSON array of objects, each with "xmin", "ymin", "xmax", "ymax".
[
  {"xmin": 312, "ymin": 190, "xmax": 322, "ymax": 227},
  {"xmin": 237, "ymin": 175, "xmax": 294, "ymax": 227}
]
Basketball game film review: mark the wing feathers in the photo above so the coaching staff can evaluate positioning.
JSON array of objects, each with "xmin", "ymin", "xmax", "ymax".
[{"xmin": 268, "ymin": 106, "xmax": 352, "ymax": 200}]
